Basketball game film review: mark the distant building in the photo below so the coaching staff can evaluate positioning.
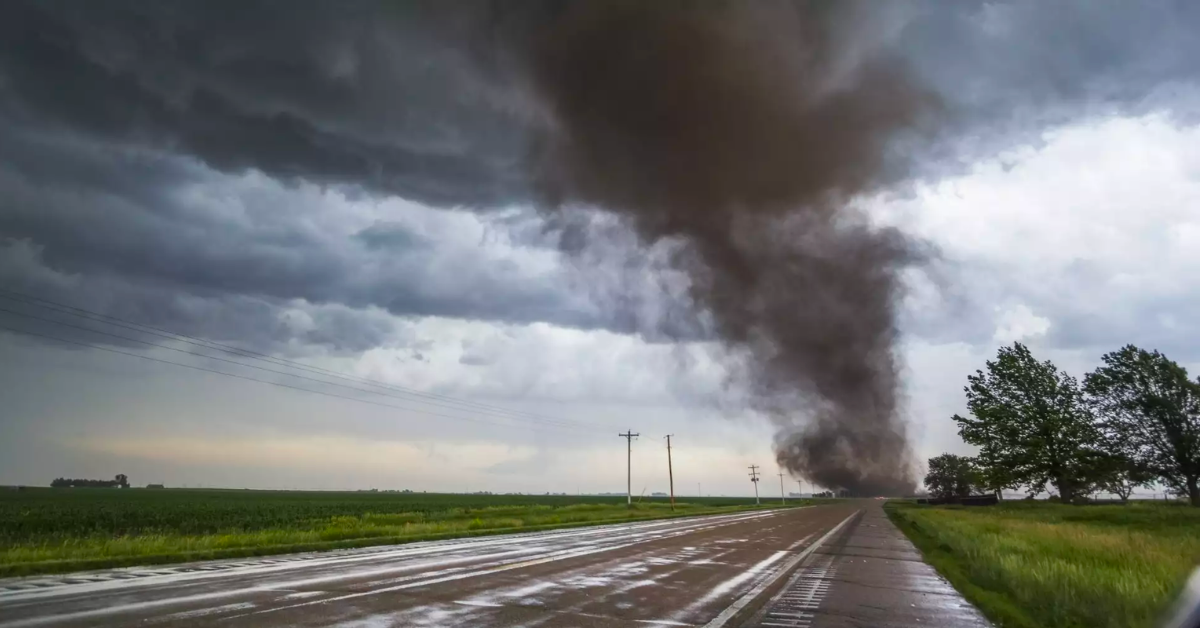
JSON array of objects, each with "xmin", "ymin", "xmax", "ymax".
[{"xmin": 146, "ymin": 484, "xmax": 165, "ymax": 489}]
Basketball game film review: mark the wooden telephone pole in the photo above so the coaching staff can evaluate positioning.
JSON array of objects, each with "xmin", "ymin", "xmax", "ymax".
[
  {"xmin": 778, "ymin": 471, "xmax": 786, "ymax": 505},
  {"xmin": 664, "ymin": 435, "xmax": 676, "ymax": 511},
  {"xmin": 748, "ymin": 465, "xmax": 761, "ymax": 505},
  {"xmin": 619, "ymin": 431, "xmax": 639, "ymax": 506}
]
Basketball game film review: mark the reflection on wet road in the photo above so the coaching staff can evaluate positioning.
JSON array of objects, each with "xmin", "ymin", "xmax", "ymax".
[{"xmin": 0, "ymin": 506, "xmax": 858, "ymax": 627}]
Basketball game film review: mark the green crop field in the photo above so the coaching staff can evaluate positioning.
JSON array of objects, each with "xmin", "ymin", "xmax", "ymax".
[
  {"xmin": 0, "ymin": 488, "xmax": 799, "ymax": 577},
  {"xmin": 887, "ymin": 500, "xmax": 1200, "ymax": 628}
]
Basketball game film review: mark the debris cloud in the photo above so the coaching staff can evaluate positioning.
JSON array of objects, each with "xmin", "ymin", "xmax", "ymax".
[{"xmin": 518, "ymin": 0, "xmax": 935, "ymax": 495}]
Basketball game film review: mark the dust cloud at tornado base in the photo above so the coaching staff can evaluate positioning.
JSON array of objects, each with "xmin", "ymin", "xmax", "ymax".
[{"xmin": 493, "ymin": 1, "xmax": 938, "ymax": 495}]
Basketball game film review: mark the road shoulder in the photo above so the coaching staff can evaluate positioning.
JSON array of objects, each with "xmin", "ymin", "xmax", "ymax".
[{"xmin": 743, "ymin": 502, "xmax": 991, "ymax": 628}]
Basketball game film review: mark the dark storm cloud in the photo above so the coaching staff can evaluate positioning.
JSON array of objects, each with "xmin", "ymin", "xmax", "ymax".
[
  {"xmin": 4, "ymin": 0, "xmax": 1198, "ymax": 208},
  {"xmin": 3, "ymin": 0, "xmax": 1200, "ymax": 493},
  {"xmin": 0, "ymin": 237, "xmax": 404, "ymax": 355},
  {"xmin": 0, "ymin": 0, "xmax": 531, "ymax": 208},
  {"xmin": 895, "ymin": 0, "xmax": 1200, "ymax": 165},
  {"xmin": 1, "ymin": 0, "xmax": 711, "ymax": 350},
  {"xmin": 906, "ymin": 1, "xmax": 1200, "ymax": 105},
  {"xmin": 0, "ymin": 122, "xmax": 608, "ymax": 351}
]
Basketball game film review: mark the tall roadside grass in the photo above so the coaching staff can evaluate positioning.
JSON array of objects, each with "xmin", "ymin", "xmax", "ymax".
[
  {"xmin": 1, "ymin": 497, "xmax": 801, "ymax": 577},
  {"xmin": 887, "ymin": 500, "xmax": 1200, "ymax": 628}
]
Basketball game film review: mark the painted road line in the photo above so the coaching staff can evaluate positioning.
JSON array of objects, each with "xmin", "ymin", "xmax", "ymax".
[
  {"xmin": 2, "ymin": 515, "xmax": 762, "ymax": 628},
  {"xmin": 748, "ymin": 556, "xmax": 836, "ymax": 628},
  {"xmin": 0, "ymin": 507, "xmax": 835, "ymax": 628},
  {"xmin": 758, "ymin": 503, "xmax": 992, "ymax": 628},
  {"xmin": 219, "ymin": 509, "xmax": 793, "ymax": 622},
  {"xmin": 699, "ymin": 509, "xmax": 861, "ymax": 628},
  {"xmin": 0, "ymin": 509, "xmax": 783, "ymax": 612},
  {"xmin": 785, "ymin": 534, "xmax": 814, "ymax": 550},
  {"xmin": 0, "ymin": 509, "xmax": 784, "ymax": 603}
]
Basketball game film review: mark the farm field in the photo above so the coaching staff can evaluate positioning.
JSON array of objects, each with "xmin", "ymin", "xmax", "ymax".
[
  {"xmin": 0, "ymin": 488, "xmax": 798, "ymax": 577},
  {"xmin": 887, "ymin": 500, "xmax": 1200, "ymax": 628}
]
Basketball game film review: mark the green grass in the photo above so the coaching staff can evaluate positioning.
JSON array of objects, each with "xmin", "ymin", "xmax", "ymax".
[
  {"xmin": 0, "ymin": 488, "xmax": 802, "ymax": 577},
  {"xmin": 886, "ymin": 500, "xmax": 1200, "ymax": 628}
]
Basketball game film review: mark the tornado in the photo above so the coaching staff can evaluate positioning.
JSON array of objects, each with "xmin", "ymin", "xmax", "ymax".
[{"xmin": 510, "ymin": 1, "xmax": 936, "ymax": 495}]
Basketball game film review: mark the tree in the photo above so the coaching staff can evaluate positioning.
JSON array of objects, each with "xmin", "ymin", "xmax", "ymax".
[
  {"xmin": 49, "ymin": 476, "xmax": 130, "ymax": 488},
  {"xmin": 924, "ymin": 453, "xmax": 978, "ymax": 500},
  {"xmin": 1089, "ymin": 453, "xmax": 1154, "ymax": 501},
  {"xmin": 972, "ymin": 460, "xmax": 1018, "ymax": 500},
  {"xmin": 1084, "ymin": 345, "xmax": 1200, "ymax": 506},
  {"xmin": 954, "ymin": 342, "xmax": 1101, "ymax": 503}
]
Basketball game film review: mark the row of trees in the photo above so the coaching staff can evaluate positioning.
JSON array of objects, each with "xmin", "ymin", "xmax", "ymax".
[
  {"xmin": 926, "ymin": 343, "xmax": 1200, "ymax": 506},
  {"xmin": 50, "ymin": 474, "xmax": 129, "ymax": 488}
]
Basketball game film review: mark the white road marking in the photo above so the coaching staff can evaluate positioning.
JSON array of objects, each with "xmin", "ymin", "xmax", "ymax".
[
  {"xmin": 278, "ymin": 591, "xmax": 326, "ymax": 600},
  {"xmin": 700, "ymin": 552, "xmax": 790, "ymax": 604},
  {"xmin": 154, "ymin": 602, "xmax": 256, "ymax": 621},
  {"xmin": 758, "ymin": 559, "xmax": 836, "ymax": 627},
  {"xmin": 785, "ymin": 534, "xmax": 814, "ymax": 550},
  {"xmin": 0, "ymin": 508, "xmax": 828, "ymax": 628},
  {"xmin": 228, "ymin": 511, "xmax": 785, "ymax": 621},
  {"xmin": 699, "ymin": 510, "xmax": 860, "ymax": 628},
  {"xmin": 254, "ymin": 542, "xmax": 641, "ymax": 613},
  {"xmin": 502, "ymin": 580, "xmax": 560, "ymax": 598},
  {"xmin": 0, "ymin": 510, "xmax": 780, "ymax": 604}
]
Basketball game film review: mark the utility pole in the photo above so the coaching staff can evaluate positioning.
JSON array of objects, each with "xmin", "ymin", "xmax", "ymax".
[
  {"xmin": 619, "ymin": 430, "xmax": 639, "ymax": 506},
  {"xmin": 664, "ymin": 435, "xmax": 676, "ymax": 511},
  {"xmin": 748, "ymin": 465, "xmax": 761, "ymax": 505},
  {"xmin": 778, "ymin": 471, "xmax": 786, "ymax": 505}
]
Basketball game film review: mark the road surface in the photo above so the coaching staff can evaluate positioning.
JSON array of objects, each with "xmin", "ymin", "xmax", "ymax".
[
  {"xmin": 0, "ymin": 505, "xmax": 857, "ymax": 627},
  {"xmin": 0, "ymin": 502, "xmax": 988, "ymax": 627},
  {"xmin": 745, "ymin": 503, "xmax": 991, "ymax": 628}
]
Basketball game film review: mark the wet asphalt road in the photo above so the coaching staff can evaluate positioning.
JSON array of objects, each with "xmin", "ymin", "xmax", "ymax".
[
  {"xmin": 0, "ymin": 505, "xmax": 859, "ymax": 628},
  {"xmin": 0, "ymin": 502, "xmax": 990, "ymax": 628},
  {"xmin": 746, "ymin": 503, "xmax": 991, "ymax": 628}
]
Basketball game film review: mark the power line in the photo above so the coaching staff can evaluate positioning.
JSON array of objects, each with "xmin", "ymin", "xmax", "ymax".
[
  {"xmin": 0, "ymin": 323, "xmax": 599, "ymax": 434},
  {"xmin": 0, "ymin": 288, "xmax": 606, "ymax": 431},
  {"xmin": 0, "ymin": 306, "xmax": 598, "ymax": 433}
]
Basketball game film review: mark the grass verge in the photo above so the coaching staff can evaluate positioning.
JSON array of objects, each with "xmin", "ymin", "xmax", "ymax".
[{"xmin": 886, "ymin": 500, "xmax": 1200, "ymax": 628}]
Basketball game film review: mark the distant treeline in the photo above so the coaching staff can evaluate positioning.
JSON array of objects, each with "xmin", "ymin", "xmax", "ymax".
[{"xmin": 51, "ymin": 474, "xmax": 129, "ymax": 488}]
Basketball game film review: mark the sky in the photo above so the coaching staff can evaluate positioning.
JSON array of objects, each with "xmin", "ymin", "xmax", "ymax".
[{"xmin": 1, "ymin": 1, "xmax": 1199, "ymax": 496}]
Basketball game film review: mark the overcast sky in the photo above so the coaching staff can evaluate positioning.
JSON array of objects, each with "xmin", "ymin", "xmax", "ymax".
[{"xmin": 2, "ymin": 1, "xmax": 1199, "ymax": 495}]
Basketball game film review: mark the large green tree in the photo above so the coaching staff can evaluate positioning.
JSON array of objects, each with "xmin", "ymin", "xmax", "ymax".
[
  {"xmin": 1084, "ymin": 345, "xmax": 1200, "ymax": 506},
  {"xmin": 954, "ymin": 342, "xmax": 1101, "ymax": 503},
  {"xmin": 924, "ymin": 453, "xmax": 978, "ymax": 500}
]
